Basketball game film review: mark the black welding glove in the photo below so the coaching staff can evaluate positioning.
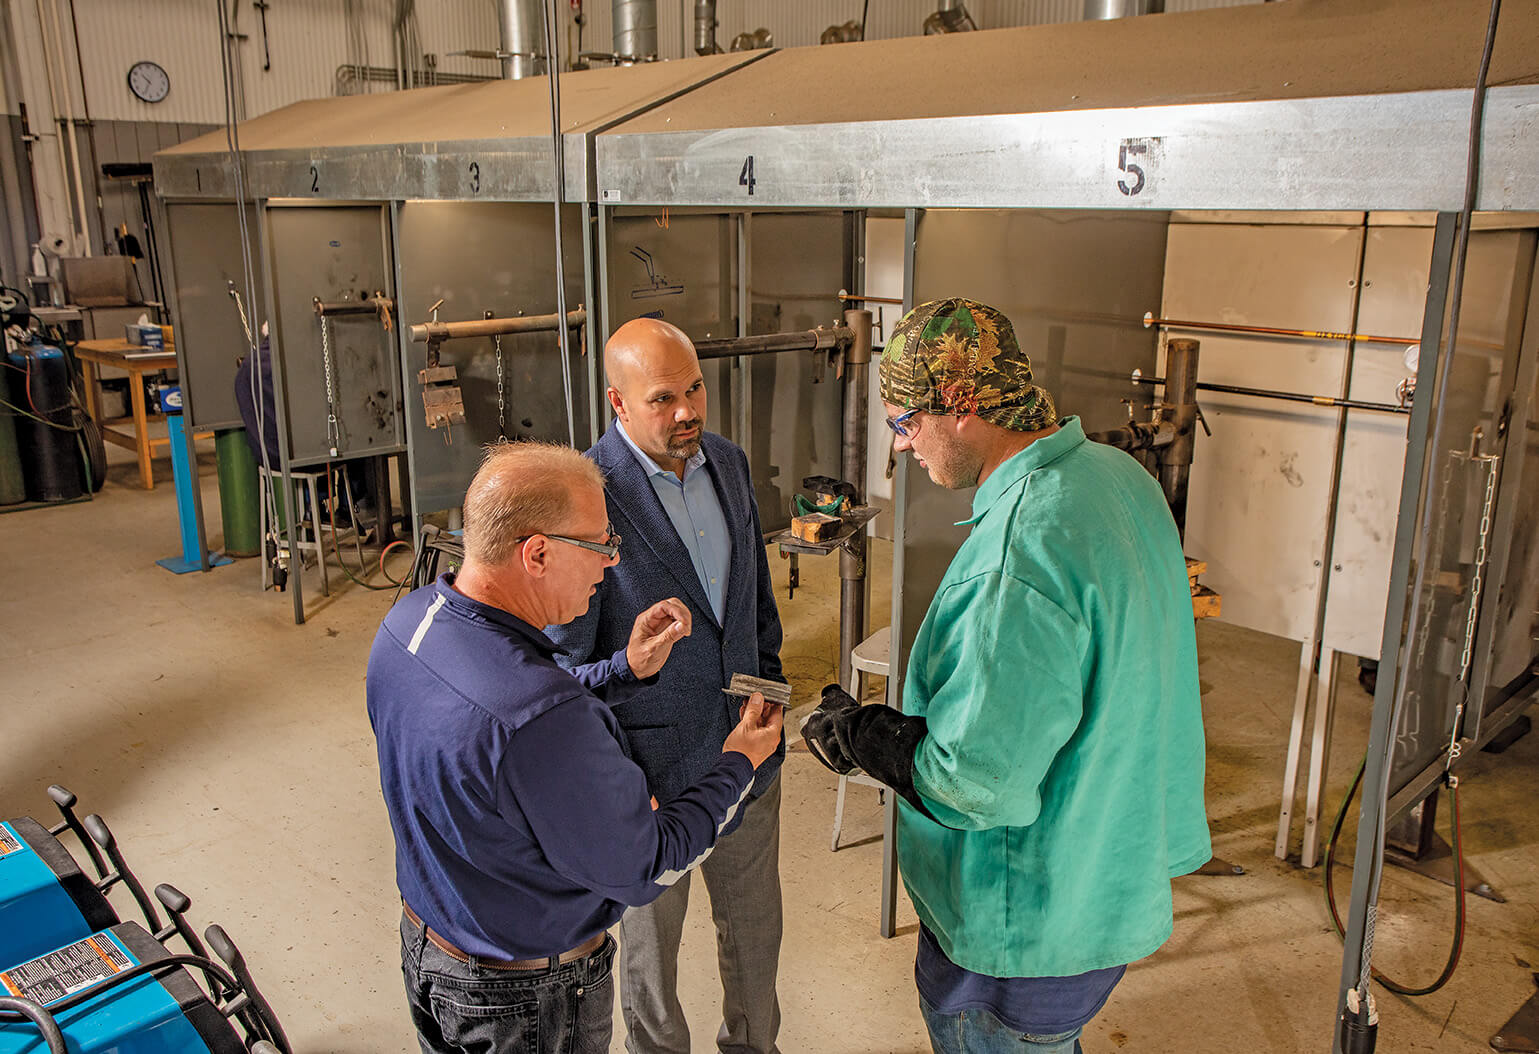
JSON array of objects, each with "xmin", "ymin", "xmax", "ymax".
[
  {"xmin": 831, "ymin": 701, "xmax": 944, "ymax": 824},
  {"xmin": 799, "ymin": 683, "xmax": 860, "ymax": 773}
]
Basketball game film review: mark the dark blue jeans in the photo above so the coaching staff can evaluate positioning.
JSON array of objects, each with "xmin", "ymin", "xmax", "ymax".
[
  {"xmin": 400, "ymin": 912, "xmax": 616, "ymax": 1054},
  {"xmin": 919, "ymin": 994, "xmax": 1084, "ymax": 1054}
]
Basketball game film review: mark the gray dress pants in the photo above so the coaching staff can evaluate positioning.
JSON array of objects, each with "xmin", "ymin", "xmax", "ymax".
[{"xmin": 619, "ymin": 772, "xmax": 782, "ymax": 1054}]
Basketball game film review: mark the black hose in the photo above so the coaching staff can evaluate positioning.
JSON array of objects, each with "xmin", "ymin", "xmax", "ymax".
[
  {"xmin": 0, "ymin": 997, "xmax": 66, "ymax": 1053},
  {"xmin": 1324, "ymin": 757, "xmax": 1467, "ymax": 996}
]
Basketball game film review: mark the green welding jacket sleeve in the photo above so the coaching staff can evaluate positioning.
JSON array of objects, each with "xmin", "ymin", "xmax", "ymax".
[{"xmin": 906, "ymin": 570, "xmax": 1088, "ymax": 830}]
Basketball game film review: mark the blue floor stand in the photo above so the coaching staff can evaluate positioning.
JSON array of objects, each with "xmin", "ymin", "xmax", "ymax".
[{"xmin": 157, "ymin": 410, "xmax": 233, "ymax": 574}]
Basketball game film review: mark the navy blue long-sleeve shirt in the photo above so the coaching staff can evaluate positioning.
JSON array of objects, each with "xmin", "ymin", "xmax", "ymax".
[{"xmin": 367, "ymin": 574, "xmax": 754, "ymax": 960}]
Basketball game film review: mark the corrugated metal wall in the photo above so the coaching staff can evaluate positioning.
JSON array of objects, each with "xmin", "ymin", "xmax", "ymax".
[
  {"xmin": 69, "ymin": 0, "xmax": 501, "ymax": 124},
  {"xmin": 56, "ymin": 0, "xmax": 1262, "ymax": 125}
]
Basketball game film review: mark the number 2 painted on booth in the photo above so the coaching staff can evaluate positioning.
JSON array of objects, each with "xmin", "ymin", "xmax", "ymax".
[{"xmin": 739, "ymin": 156, "xmax": 756, "ymax": 196}]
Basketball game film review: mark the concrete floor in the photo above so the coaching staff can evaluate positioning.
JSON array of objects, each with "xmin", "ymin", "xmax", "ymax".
[{"xmin": 2, "ymin": 441, "xmax": 1536, "ymax": 1053}]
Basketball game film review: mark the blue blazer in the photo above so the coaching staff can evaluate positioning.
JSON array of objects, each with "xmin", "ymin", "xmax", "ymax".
[{"xmin": 547, "ymin": 422, "xmax": 786, "ymax": 804}]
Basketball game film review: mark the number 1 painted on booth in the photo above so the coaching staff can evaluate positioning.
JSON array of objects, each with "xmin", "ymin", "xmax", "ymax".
[{"xmin": 739, "ymin": 156, "xmax": 756, "ymax": 195}]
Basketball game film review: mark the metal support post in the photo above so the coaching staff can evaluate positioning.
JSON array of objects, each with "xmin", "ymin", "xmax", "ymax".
[
  {"xmin": 1333, "ymin": 212, "xmax": 1458, "ymax": 1050},
  {"xmin": 838, "ymin": 308, "xmax": 873, "ymax": 693},
  {"xmin": 879, "ymin": 207, "xmax": 920, "ymax": 940},
  {"xmin": 257, "ymin": 204, "xmax": 308, "ymax": 625},
  {"xmin": 1157, "ymin": 337, "xmax": 1199, "ymax": 538},
  {"xmin": 736, "ymin": 212, "xmax": 751, "ymax": 447}
]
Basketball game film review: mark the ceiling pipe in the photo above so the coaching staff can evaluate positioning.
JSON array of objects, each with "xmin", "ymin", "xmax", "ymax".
[
  {"xmin": 1084, "ymin": 0, "xmax": 1165, "ymax": 19},
  {"xmin": 612, "ymin": 0, "xmax": 658, "ymax": 63},
  {"xmin": 498, "ymin": 0, "xmax": 545, "ymax": 78},
  {"xmin": 694, "ymin": 0, "xmax": 720, "ymax": 55}
]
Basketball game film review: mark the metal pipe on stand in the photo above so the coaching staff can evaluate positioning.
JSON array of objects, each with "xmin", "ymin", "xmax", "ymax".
[
  {"xmin": 1132, "ymin": 372, "xmax": 1410, "ymax": 416},
  {"xmin": 408, "ymin": 307, "xmax": 586, "ymax": 345},
  {"xmin": 838, "ymin": 308, "xmax": 873, "ymax": 692},
  {"xmin": 694, "ymin": 326, "xmax": 853, "ymax": 360},
  {"xmin": 1160, "ymin": 338, "xmax": 1199, "ymax": 538},
  {"xmin": 685, "ymin": 317, "xmax": 873, "ymax": 690}
]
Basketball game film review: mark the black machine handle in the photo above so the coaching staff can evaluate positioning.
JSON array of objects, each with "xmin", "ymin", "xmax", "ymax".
[
  {"xmin": 206, "ymin": 925, "xmax": 293, "ymax": 1054},
  {"xmin": 0, "ymin": 997, "xmax": 67, "ymax": 1054},
  {"xmin": 154, "ymin": 883, "xmax": 211, "ymax": 959},
  {"xmin": 82, "ymin": 813, "xmax": 165, "ymax": 933},
  {"xmin": 45, "ymin": 784, "xmax": 109, "ymax": 879}
]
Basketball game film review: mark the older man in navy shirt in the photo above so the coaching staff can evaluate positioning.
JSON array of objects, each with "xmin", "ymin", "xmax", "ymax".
[
  {"xmin": 368, "ymin": 440, "xmax": 784, "ymax": 1054},
  {"xmin": 547, "ymin": 319, "xmax": 786, "ymax": 1054}
]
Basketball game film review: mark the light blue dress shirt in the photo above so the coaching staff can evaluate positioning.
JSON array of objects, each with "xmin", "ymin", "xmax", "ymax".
[{"xmin": 617, "ymin": 423, "xmax": 732, "ymax": 624}]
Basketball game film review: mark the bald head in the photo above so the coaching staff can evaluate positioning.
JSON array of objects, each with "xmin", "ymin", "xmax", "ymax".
[
  {"xmin": 604, "ymin": 318, "xmax": 708, "ymax": 472},
  {"xmin": 604, "ymin": 317, "xmax": 697, "ymax": 392}
]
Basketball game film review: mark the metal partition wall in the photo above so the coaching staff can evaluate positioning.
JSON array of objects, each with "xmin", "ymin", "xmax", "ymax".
[
  {"xmin": 393, "ymin": 201, "xmax": 587, "ymax": 520},
  {"xmin": 601, "ymin": 207, "xmax": 850, "ymax": 532},
  {"xmin": 160, "ymin": 201, "xmax": 266, "ymax": 432},
  {"xmin": 262, "ymin": 202, "xmax": 403, "ymax": 467},
  {"xmin": 1384, "ymin": 229, "xmax": 1539, "ymax": 816}
]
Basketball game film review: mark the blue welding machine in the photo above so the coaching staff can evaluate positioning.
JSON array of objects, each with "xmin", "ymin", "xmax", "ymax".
[
  {"xmin": 1, "ymin": 787, "xmax": 121, "ymax": 967},
  {"xmin": 0, "ymin": 817, "xmax": 117, "ymax": 966},
  {"xmin": 0, "ymin": 922, "xmax": 290, "ymax": 1053}
]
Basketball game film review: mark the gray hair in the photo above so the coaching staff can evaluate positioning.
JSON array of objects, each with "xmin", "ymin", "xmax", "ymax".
[{"xmin": 462, "ymin": 441, "xmax": 604, "ymax": 566}]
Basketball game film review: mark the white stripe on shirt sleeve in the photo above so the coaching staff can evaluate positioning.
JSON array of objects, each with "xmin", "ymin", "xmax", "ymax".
[
  {"xmin": 407, "ymin": 594, "xmax": 447, "ymax": 655},
  {"xmin": 652, "ymin": 781, "xmax": 754, "ymax": 887}
]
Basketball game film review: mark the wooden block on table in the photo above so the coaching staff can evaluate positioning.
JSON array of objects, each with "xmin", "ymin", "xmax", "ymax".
[
  {"xmin": 1192, "ymin": 585, "xmax": 1221, "ymax": 619},
  {"xmin": 1185, "ymin": 556, "xmax": 1207, "ymax": 580},
  {"xmin": 791, "ymin": 512, "xmax": 842, "ymax": 542}
]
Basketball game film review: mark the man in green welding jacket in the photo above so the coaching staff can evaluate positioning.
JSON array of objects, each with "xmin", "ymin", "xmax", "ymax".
[{"xmin": 801, "ymin": 298, "xmax": 1211, "ymax": 1054}]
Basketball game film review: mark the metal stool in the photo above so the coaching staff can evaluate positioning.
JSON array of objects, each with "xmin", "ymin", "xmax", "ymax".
[
  {"xmin": 258, "ymin": 466, "xmax": 329, "ymax": 596},
  {"xmin": 832, "ymin": 626, "xmax": 891, "ymax": 851}
]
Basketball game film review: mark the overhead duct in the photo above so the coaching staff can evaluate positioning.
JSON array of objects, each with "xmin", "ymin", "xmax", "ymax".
[
  {"xmin": 731, "ymin": 28, "xmax": 773, "ymax": 51},
  {"xmin": 923, "ymin": 0, "xmax": 977, "ymax": 34},
  {"xmin": 613, "ymin": 0, "xmax": 658, "ymax": 63},
  {"xmin": 498, "ymin": 0, "xmax": 545, "ymax": 78},
  {"xmin": 820, "ymin": 20, "xmax": 862, "ymax": 44},
  {"xmin": 694, "ymin": 0, "xmax": 720, "ymax": 55},
  {"xmin": 1085, "ymin": 0, "xmax": 1165, "ymax": 18}
]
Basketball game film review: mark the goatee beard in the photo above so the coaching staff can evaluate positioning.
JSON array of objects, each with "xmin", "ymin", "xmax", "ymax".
[{"xmin": 666, "ymin": 423, "xmax": 702, "ymax": 459}]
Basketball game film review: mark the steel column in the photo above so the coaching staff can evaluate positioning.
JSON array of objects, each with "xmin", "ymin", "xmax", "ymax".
[
  {"xmin": 1333, "ymin": 211, "xmax": 1458, "ymax": 1049},
  {"xmin": 879, "ymin": 207, "xmax": 920, "ymax": 940}
]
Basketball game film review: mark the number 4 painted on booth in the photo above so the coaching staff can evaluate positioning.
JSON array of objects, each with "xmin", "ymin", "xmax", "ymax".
[{"xmin": 739, "ymin": 155, "xmax": 756, "ymax": 195}]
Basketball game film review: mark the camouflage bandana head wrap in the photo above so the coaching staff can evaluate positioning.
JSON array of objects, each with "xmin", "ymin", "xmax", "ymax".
[{"xmin": 879, "ymin": 298, "xmax": 1055, "ymax": 432}]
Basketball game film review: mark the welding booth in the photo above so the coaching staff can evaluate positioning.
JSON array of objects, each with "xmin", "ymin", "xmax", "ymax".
[
  {"xmin": 589, "ymin": 0, "xmax": 1539, "ymax": 1043},
  {"xmin": 150, "ymin": 0, "xmax": 1539, "ymax": 1047},
  {"xmin": 151, "ymin": 51, "xmax": 867, "ymax": 634}
]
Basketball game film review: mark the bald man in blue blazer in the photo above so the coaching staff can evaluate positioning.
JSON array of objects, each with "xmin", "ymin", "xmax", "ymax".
[{"xmin": 546, "ymin": 318, "xmax": 786, "ymax": 1054}]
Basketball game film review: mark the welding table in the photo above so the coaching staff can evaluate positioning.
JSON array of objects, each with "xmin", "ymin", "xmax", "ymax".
[{"xmin": 73, "ymin": 339, "xmax": 212, "ymax": 490}]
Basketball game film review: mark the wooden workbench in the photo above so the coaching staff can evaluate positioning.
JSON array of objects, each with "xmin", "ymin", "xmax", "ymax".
[{"xmin": 74, "ymin": 338, "xmax": 211, "ymax": 490}]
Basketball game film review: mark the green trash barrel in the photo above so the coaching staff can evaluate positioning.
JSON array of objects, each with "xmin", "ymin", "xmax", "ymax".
[
  {"xmin": 215, "ymin": 429, "xmax": 261, "ymax": 556},
  {"xmin": 0, "ymin": 365, "xmax": 27, "ymax": 505}
]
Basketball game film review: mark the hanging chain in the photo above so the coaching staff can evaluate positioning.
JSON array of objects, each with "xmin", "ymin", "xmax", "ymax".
[
  {"xmin": 1444, "ymin": 450, "xmax": 1500, "ymax": 772},
  {"xmin": 494, "ymin": 333, "xmax": 506, "ymax": 439},
  {"xmin": 1458, "ymin": 453, "xmax": 1500, "ymax": 684},
  {"xmin": 321, "ymin": 316, "xmax": 340, "ymax": 457},
  {"xmin": 230, "ymin": 287, "xmax": 256, "ymax": 351}
]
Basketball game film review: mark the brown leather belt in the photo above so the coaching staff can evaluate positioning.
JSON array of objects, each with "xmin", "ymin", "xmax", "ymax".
[{"xmin": 402, "ymin": 901, "xmax": 605, "ymax": 971}]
